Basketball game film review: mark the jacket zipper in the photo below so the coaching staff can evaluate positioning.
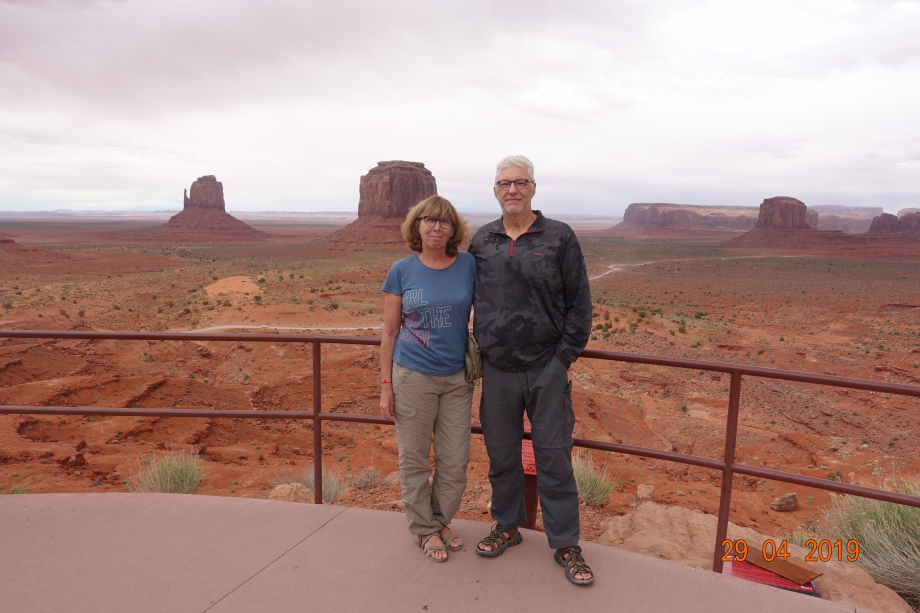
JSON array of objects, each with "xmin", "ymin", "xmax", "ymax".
[{"xmin": 504, "ymin": 229, "xmax": 543, "ymax": 257}]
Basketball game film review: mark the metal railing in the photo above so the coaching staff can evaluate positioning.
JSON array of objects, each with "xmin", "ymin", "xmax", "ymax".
[{"xmin": 2, "ymin": 329, "xmax": 919, "ymax": 574}]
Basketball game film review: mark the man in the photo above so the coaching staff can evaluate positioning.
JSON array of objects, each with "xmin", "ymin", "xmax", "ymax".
[{"xmin": 468, "ymin": 155, "xmax": 594, "ymax": 585}]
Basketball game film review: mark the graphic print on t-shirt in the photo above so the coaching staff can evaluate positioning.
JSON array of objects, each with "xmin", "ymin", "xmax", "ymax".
[{"xmin": 400, "ymin": 289, "xmax": 451, "ymax": 348}]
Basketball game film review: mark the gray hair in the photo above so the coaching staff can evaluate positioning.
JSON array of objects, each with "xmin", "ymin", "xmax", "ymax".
[{"xmin": 495, "ymin": 155, "xmax": 535, "ymax": 183}]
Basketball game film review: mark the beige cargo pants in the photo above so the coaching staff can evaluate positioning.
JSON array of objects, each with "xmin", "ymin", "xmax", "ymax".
[{"xmin": 392, "ymin": 362, "xmax": 472, "ymax": 537}]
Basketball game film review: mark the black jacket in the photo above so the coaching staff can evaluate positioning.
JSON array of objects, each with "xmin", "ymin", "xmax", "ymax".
[{"xmin": 468, "ymin": 210, "xmax": 592, "ymax": 371}]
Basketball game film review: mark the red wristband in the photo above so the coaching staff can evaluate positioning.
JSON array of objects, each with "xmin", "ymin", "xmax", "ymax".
[{"xmin": 381, "ymin": 379, "xmax": 391, "ymax": 384}]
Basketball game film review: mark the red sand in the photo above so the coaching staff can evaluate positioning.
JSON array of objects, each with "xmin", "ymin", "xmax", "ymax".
[{"xmin": 2, "ymin": 222, "xmax": 919, "ymax": 542}]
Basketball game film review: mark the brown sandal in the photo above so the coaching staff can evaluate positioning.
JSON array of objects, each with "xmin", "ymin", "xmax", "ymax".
[
  {"xmin": 439, "ymin": 527, "xmax": 462, "ymax": 552},
  {"xmin": 554, "ymin": 545, "xmax": 594, "ymax": 585},
  {"xmin": 418, "ymin": 532, "xmax": 448, "ymax": 563},
  {"xmin": 475, "ymin": 522, "xmax": 522, "ymax": 557}
]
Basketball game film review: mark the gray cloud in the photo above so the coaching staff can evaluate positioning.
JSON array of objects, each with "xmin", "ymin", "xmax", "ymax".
[{"xmin": 0, "ymin": 0, "xmax": 918, "ymax": 213}]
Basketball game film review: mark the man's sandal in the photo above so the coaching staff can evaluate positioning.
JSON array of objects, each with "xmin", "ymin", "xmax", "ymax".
[
  {"xmin": 418, "ymin": 532, "xmax": 448, "ymax": 563},
  {"xmin": 554, "ymin": 545, "xmax": 594, "ymax": 585},
  {"xmin": 475, "ymin": 522, "xmax": 522, "ymax": 557},
  {"xmin": 439, "ymin": 527, "xmax": 462, "ymax": 552}
]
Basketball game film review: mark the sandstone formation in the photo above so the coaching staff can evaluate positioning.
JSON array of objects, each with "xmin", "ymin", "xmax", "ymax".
[
  {"xmin": 811, "ymin": 205, "xmax": 883, "ymax": 219},
  {"xmin": 900, "ymin": 211, "xmax": 920, "ymax": 233},
  {"xmin": 727, "ymin": 197, "xmax": 920, "ymax": 254},
  {"xmin": 870, "ymin": 213, "xmax": 900, "ymax": 233},
  {"xmin": 323, "ymin": 161, "xmax": 438, "ymax": 246},
  {"xmin": 870, "ymin": 211, "xmax": 920, "ymax": 235},
  {"xmin": 756, "ymin": 197, "xmax": 812, "ymax": 229},
  {"xmin": 161, "ymin": 176, "xmax": 268, "ymax": 239},
  {"xmin": 815, "ymin": 213, "xmax": 873, "ymax": 234},
  {"xmin": 597, "ymin": 502, "xmax": 913, "ymax": 613},
  {"xmin": 604, "ymin": 203, "xmax": 758, "ymax": 237},
  {"xmin": 357, "ymin": 161, "xmax": 437, "ymax": 218},
  {"xmin": 898, "ymin": 208, "xmax": 920, "ymax": 216},
  {"xmin": 769, "ymin": 492, "xmax": 798, "ymax": 512},
  {"xmin": 268, "ymin": 483, "xmax": 313, "ymax": 504}
]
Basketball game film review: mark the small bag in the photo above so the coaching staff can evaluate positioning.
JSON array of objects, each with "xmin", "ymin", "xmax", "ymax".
[{"xmin": 464, "ymin": 333, "xmax": 482, "ymax": 383}]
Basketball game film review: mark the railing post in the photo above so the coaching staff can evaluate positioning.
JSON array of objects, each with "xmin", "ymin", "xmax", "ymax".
[
  {"xmin": 313, "ymin": 340, "xmax": 323, "ymax": 504},
  {"xmin": 712, "ymin": 370, "xmax": 742, "ymax": 573}
]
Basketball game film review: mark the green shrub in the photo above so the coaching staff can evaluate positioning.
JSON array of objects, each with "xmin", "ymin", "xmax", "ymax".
[
  {"xmin": 822, "ymin": 470, "xmax": 920, "ymax": 608},
  {"xmin": 572, "ymin": 452, "xmax": 617, "ymax": 506},
  {"xmin": 271, "ymin": 464, "xmax": 345, "ymax": 502},
  {"xmin": 129, "ymin": 450, "xmax": 203, "ymax": 494}
]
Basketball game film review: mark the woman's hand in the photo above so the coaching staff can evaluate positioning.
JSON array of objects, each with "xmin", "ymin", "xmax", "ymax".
[{"xmin": 380, "ymin": 384, "xmax": 395, "ymax": 420}]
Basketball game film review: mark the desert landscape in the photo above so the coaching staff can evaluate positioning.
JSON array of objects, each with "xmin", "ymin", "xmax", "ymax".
[
  {"xmin": 2, "ymin": 166, "xmax": 920, "ymax": 609},
  {"xmin": 2, "ymin": 168, "xmax": 918, "ymax": 524}
]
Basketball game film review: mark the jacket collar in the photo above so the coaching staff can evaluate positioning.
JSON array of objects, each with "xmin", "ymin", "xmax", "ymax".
[{"xmin": 487, "ymin": 209, "xmax": 545, "ymax": 235}]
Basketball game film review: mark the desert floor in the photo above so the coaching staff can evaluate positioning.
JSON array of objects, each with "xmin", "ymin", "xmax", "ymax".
[{"xmin": 2, "ymin": 220, "xmax": 919, "ymax": 543}]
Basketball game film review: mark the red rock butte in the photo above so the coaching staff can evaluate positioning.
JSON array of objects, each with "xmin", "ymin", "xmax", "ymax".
[
  {"xmin": 869, "ymin": 211, "xmax": 920, "ymax": 235},
  {"xmin": 324, "ymin": 161, "xmax": 438, "ymax": 246},
  {"xmin": 161, "ymin": 176, "xmax": 268, "ymax": 239},
  {"xmin": 726, "ymin": 196, "xmax": 920, "ymax": 257},
  {"xmin": 604, "ymin": 203, "xmax": 758, "ymax": 237}
]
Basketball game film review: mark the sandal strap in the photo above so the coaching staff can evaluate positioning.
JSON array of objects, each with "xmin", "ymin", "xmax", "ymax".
[
  {"xmin": 560, "ymin": 546, "xmax": 593, "ymax": 577},
  {"xmin": 419, "ymin": 532, "xmax": 444, "ymax": 549},
  {"xmin": 479, "ymin": 523, "xmax": 515, "ymax": 550},
  {"xmin": 440, "ymin": 527, "xmax": 461, "ymax": 549}
]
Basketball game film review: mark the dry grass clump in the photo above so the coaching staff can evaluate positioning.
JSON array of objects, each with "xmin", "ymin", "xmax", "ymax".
[
  {"xmin": 572, "ymin": 452, "xmax": 618, "ymax": 506},
  {"xmin": 822, "ymin": 469, "xmax": 920, "ymax": 609},
  {"xmin": 350, "ymin": 466, "xmax": 382, "ymax": 490},
  {"xmin": 271, "ymin": 463, "xmax": 345, "ymax": 502},
  {"xmin": 130, "ymin": 450, "xmax": 203, "ymax": 494}
]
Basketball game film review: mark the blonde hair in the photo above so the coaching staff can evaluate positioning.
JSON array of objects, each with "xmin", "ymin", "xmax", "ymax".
[{"xmin": 401, "ymin": 195, "xmax": 470, "ymax": 256}]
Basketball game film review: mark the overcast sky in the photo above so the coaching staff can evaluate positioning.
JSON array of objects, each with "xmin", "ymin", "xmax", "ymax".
[{"xmin": 1, "ymin": 0, "xmax": 918, "ymax": 215}]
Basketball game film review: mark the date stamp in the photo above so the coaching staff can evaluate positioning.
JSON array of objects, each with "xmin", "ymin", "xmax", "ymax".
[{"xmin": 722, "ymin": 539, "xmax": 860, "ymax": 563}]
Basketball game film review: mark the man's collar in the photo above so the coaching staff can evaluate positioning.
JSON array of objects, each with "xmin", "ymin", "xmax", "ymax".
[{"xmin": 490, "ymin": 210, "xmax": 545, "ymax": 234}]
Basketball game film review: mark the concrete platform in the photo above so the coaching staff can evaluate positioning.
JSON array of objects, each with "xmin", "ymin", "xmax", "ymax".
[{"xmin": 0, "ymin": 494, "xmax": 867, "ymax": 612}]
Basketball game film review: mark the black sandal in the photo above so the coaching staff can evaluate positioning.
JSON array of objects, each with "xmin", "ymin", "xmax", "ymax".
[
  {"xmin": 475, "ymin": 522, "xmax": 522, "ymax": 557},
  {"xmin": 555, "ymin": 545, "xmax": 594, "ymax": 585}
]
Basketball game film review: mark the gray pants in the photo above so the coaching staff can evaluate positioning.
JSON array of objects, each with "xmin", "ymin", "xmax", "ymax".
[
  {"xmin": 480, "ymin": 355, "xmax": 579, "ymax": 549},
  {"xmin": 393, "ymin": 362, "xmax": 473, "ymax": 537}
]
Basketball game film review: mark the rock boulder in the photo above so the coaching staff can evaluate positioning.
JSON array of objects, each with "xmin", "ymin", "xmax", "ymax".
[
  {"xmin": 268, "ymin": 483, "xmax": 313, "ymax": 504},
  {"xmin": 769, "ymin": 492, "xmax": 798, "ymax": 512},
  {"xmin": 597, "ymin": 502, "xmax": 913, "ymax": 612}
]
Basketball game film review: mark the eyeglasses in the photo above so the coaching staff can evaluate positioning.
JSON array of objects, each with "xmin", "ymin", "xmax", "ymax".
[
  {"xmin": 417, "ymin": 215, "xmax": 454, "ymax": 229},
  {"xmin": 495, "ymin": 179, "xmax": 533, "ymax": 191}
]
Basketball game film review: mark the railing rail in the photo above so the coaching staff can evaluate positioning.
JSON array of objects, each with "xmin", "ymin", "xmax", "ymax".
[{"xmin": 2, "ymin": 329, "xmax": 919, "ymax": 574}]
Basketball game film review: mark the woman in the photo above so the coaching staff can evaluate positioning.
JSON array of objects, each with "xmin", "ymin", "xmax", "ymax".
[{"xmin": 380, "ymin": 195, "xmax": 475, "ymax": 563}]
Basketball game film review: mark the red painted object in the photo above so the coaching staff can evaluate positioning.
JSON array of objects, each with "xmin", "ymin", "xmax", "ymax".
[{"xmin": 723, "ymin": 556, "xmax": 820, "ymax": 597}]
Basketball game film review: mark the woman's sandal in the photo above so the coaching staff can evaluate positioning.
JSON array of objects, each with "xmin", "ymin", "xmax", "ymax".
[
  {"xmin": 554, "ymin": 545, "xmax": 594, "ymax": 585},
  {"xmin": 418, "ymin": 532, "xmax": 448, "ymax": 563},
  {"xmin": 475, "ymin": 522, "xmax": 522, "ymax": 557},
  {"xmin": 439, "ymin": 527, "xmax": 462, "ymax": 552}
]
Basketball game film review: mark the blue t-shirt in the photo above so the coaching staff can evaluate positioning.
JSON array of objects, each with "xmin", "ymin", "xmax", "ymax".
[{"xmin": 381, "ymin": 252, "xmax": 476, "ymax": 377}]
